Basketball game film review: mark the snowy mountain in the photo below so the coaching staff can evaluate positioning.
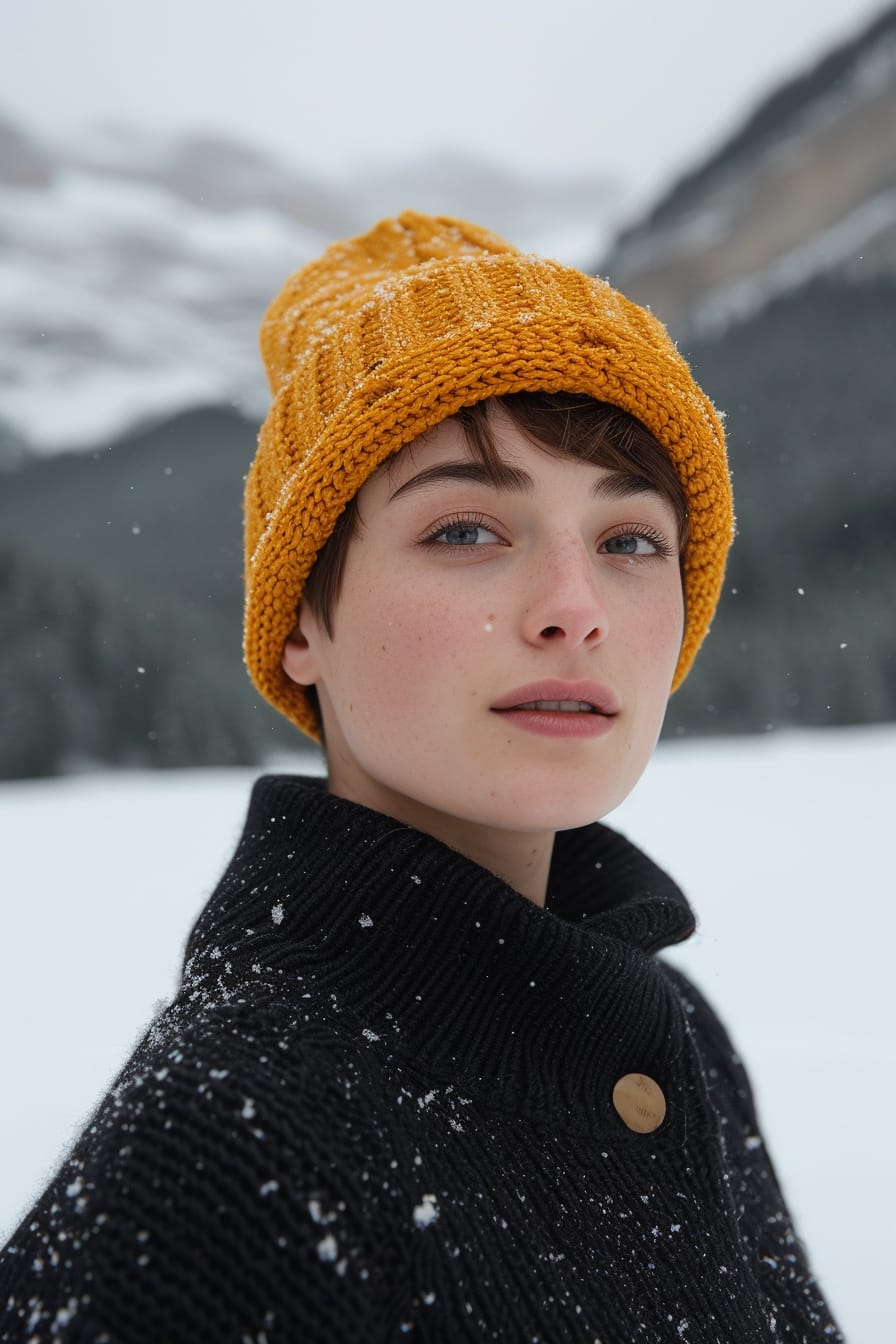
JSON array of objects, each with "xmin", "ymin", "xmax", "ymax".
[
  {"xmin": 601, "ymin": 4, "xmax": 896, "ymax": 335},
  {"xmin": 0, "ymin": 118, "xmax": 616, "ymax": 455},
  {"xmin": 3, "ymin": 7, "xmax": 894, "ymax": 454}
]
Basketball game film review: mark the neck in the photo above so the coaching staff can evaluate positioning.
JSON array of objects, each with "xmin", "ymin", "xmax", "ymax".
[{"xmin": 324, "ymin": 770, "xmax": 555, "ymax": 907}]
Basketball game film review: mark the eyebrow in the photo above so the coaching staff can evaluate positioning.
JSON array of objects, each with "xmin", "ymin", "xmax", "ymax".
[{"xmin": 386, "ymin": 460, "xmax": 663, "ymax": 505}]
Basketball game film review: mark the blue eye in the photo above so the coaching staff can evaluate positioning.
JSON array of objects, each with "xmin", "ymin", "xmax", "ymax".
[
  {"xmin": 602, "ymin": 530, "xmax": 673, "ymax": 557},
  {"xmin": 422, "ymin": 515, "xmax": 501, "ymax": 548},
  {"xmin": 439, "ymin": 523, "xmax": 493, "ymax": 546},
  {"xmin": 604, "ymin": 534, "xmax": 643, "ymax": 555}
]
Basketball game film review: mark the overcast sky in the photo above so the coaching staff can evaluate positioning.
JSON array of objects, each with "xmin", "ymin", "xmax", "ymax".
[{"xmin": 1, "ymin": 0, "xmax": 887, "ymax": 218}]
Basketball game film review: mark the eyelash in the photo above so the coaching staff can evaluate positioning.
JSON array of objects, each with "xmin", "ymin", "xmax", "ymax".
[
  {"xmin": 418, "ymin": 513, "xmax": 677, "ymax": 558},
  {"xmin": 603, "ymin": 524, "xmax": 677, "ymax": 559},
  {"xmin": 418, "ymin": 512, "xmax": 497, "ymax": 549}
]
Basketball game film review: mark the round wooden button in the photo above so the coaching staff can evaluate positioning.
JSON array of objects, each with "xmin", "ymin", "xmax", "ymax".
[{"xmin": 612, "ymin": 1073, "xmax": 666, "ymax": 1133}]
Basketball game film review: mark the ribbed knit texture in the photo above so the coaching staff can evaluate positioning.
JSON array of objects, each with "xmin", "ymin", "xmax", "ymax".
[
  {"xmin": 1, "ymin": 778, "xmax": 841, "ymax": 1342},
  {"xmin": 245, "ymin": 212, "xmax": 734, "ymax": 739}
]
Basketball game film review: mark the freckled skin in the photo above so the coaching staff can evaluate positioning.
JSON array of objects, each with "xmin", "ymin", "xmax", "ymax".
[{"xmin": 283, "ymin": 410, "xmax": 684, "ymax": 905}]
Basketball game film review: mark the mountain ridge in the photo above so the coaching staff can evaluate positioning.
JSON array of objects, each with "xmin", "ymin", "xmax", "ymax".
[
  {"xmin": 630, "ymin": 4, "xmax": 896, "ymax": 237},
  {"xmin": 600, "ymin": 3, "xmax": 896, "ymax": 334}
]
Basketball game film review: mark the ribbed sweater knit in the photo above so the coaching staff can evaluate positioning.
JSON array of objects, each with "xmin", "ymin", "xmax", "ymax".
[{"xmin": 1, "ymin": 775, "xmax": 842, "ymax": 1342}]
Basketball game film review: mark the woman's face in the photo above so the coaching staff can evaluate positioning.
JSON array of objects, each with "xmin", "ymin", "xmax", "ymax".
[{"xmin": 283, "ymin": 407, "xmax": 684, "ymax": 836}]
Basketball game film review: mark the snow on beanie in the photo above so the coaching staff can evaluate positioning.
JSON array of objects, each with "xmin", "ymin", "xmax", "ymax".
[{"xmin": 244, "ymin": 210, "xmax": 733, "ymax": 741}]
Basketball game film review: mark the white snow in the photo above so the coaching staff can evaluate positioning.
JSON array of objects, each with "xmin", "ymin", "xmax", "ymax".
[
  {"xmin": 0, "ymin": 169, "xmax": 320, "ymax": 451},
  {"xmin": 0, "ymin": 727, "xmax": 891, "ymax": 1339},
  {"xmin": 315, "ymin": 1233, "xmax": 338, "ymax": 1263},
  {"xmin": 0, "ymin": 154, "xmax": 619, "ymax": 455},
  {"xmin": 412, "ymin": 1194, "xmax": 439, "ymax": 1228}
]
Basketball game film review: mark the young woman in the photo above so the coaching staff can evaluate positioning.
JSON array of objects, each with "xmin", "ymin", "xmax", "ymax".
[{"xmin": 0, "ymin": 212, "xmax": 842, "ymax": 1341}]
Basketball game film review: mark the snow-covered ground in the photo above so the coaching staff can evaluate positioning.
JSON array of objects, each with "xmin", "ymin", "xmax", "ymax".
[{"xmin": 0, "ymin": 726, "xmax": 891, "ymax": 1339}]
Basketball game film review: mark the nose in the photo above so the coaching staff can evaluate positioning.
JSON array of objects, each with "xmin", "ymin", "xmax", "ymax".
[{"xmin": 520, "ymin": 535, "xmax": 608, "ymax": 650}]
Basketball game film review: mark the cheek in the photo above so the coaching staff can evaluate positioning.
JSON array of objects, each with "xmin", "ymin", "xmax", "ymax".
[
  {"xmin": 646, "ymin": 577, "xmax": 685, "ymax": 648},
  {"xmin": 334, "ymin": 577, "xmax": 473, "ymax": 722},
  {"xmin": 619, "ymin": 584, "xmax": 684, "ymax": 681},
  {"xmin": 657, "ymin": 597, "xmax": 686, "ymax": 666}
]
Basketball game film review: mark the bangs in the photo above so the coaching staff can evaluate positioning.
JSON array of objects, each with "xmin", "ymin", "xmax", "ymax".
[{"xmin": 455, "ymin": 393, "xmax": 689, "ymax": 551}]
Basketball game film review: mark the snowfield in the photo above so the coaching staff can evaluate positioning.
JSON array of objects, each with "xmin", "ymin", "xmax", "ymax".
[{"xmin": 0, "ymin": 726, "xmax": 891, "ymax": 1340}]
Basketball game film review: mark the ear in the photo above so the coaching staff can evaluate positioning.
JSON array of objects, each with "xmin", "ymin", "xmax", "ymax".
[{"xmin": 281, "ymin": 603, "xmax": 323, "ymax": 687}]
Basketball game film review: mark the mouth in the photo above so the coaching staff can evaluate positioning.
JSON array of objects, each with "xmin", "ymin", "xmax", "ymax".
[
  {"xmin": 490, "ymin": 695, "xmax": 617, "ymax": 741},
  {"xmin": 511, "ymin": 700, "xmax": 601, "ymax": 713},
  {"xmin": 491, "ymin": 680, "xmax": 620, "ymax": 717}
]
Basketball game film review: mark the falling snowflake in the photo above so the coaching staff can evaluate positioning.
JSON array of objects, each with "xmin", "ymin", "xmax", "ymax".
[{"xmin": 413, "ymin": 1194, "xmax": 439, "ymax": 1228}]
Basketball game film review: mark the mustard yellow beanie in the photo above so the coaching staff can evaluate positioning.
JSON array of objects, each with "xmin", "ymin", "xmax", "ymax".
[{"xmin": 245, "ymin": 211, "xmax": 733, "ymax": 740}]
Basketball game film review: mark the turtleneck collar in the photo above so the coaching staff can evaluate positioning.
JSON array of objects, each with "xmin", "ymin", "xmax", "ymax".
[{"xmin": 180, "ymin": 775, "xmax": 697, "ymax": 1128}]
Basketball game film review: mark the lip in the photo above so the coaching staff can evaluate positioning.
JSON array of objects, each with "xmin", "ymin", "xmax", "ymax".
[{"xmin": 490, "ymin": 679, "xmax": 620, "ymax": 716}]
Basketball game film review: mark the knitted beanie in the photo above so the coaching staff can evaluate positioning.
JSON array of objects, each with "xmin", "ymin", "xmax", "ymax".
[{"xmin": 245, "ymin": 211, "xmax": 733, "ymax": 741}]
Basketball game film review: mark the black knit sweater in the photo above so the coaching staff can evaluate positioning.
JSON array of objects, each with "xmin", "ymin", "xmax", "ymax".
[{"xmin": 1, "ymin": 775, "xmax": 842, "ymax": 1342}]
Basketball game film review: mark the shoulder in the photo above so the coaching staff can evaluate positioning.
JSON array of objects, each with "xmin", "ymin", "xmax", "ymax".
[
  {"xmin": 57, "ymin": 991, "xmax": 363, "ymax": 1168},
  {"xmin": 66, "ymin": 989, "xmax": 392, "ymax": 1201},
  {"xmin": 0, "ymin": 995, "xmax": 394, "ymax": 1341}
]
